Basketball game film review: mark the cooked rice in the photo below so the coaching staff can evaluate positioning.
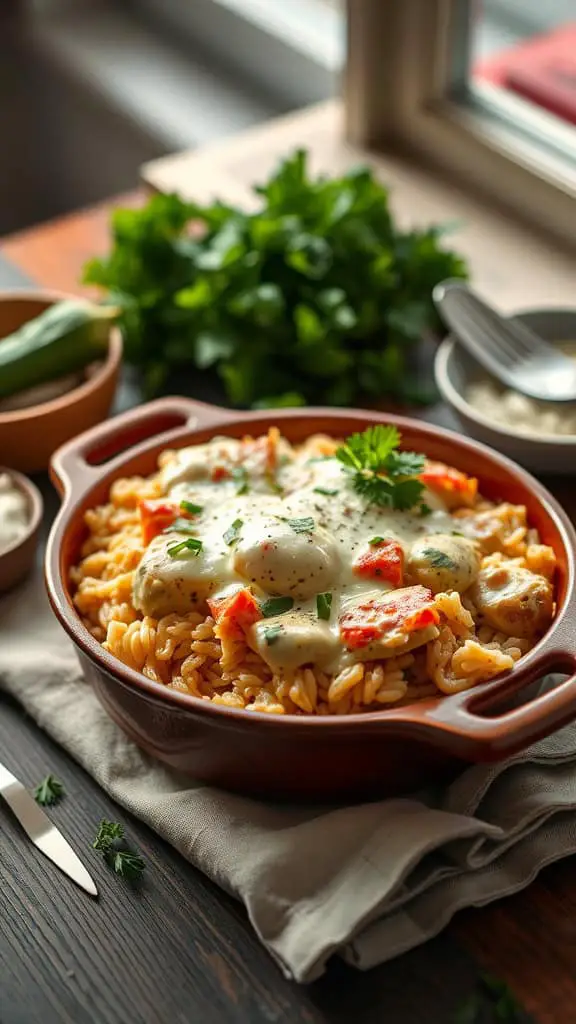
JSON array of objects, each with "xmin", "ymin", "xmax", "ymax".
[{"xmin": 71, "ymin": 439, "xmax": 556, "ymax": 715}]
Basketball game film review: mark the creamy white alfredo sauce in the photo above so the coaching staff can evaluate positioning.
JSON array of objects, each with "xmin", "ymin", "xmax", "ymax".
[
  {"xmin": 0, "ymin": 473, "xmax": 29, "ymax": 553},
  {"xmin": 133, "ymin": 436, "xmax": 464, "ymax": 675}
]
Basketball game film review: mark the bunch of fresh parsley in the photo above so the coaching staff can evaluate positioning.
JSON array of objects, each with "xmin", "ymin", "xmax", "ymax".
[{"xmin": 83, "ymin": 150, "xmax": 467, "ymax": 407}]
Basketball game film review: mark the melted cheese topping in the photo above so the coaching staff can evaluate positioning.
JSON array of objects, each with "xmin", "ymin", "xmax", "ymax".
[{"xmin": 133, "ymin": 436, "xmax": 470, "ymax": 674}]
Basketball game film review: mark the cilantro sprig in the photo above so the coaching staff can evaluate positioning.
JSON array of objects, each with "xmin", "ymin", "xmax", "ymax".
[
  {"xmin": 93, "ymin": 820, "xmax": 145, "ymax": 883},
  {"xmin": 335, "ymin": 425, "xmax": 426, "ymax": 511},
  {"xmin": 34, "ymin": 774, "xmax": 65, "ymax": 807}
]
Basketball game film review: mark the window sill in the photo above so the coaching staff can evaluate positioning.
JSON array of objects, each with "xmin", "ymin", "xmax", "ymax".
[{"xmin": 142, "ymin": 99, "xmax": 574, "ymax": 309}]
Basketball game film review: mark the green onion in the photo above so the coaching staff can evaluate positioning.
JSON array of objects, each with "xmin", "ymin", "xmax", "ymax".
[
  {"xmin": 260, "ymin": 596, "xmax": 294, "ymax": 618},
  {"xmin": 316, "ymin": 593, "xmax": 332, "ymax": 620},
  {"xmin": 223, "ymin": 518, "xmax": 243, "ymax": 546},
  {"xmin": 313, "ymin": 487, "xmax": 338, "ymax": 496},
  {"xmin": 180, "ymin": 500, "xmax": 203, "ymax": 516},
  {"xmin": 368, "ymin": 536, "xmax": 385, "ymax": 546},
  {"xmin": 167, "ymin": 538, "xmax": 203, "ymax": 558}
]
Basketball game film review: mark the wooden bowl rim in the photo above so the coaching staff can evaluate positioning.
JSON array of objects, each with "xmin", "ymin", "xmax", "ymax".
[{"xmin": 0, "ymin": 289, "xmax": 122, "ymax": 425}]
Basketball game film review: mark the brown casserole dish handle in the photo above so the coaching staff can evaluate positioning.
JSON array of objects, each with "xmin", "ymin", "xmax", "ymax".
[
  {"xmin": 427, "ymin": 645, "xmax": 576, "ymax": 758},
  {"xmin": 50, "ymin": 396, "xmax": 239, "ymax": 500}
]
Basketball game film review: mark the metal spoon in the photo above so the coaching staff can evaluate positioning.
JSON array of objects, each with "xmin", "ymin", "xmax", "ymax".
[{"xmin": 433, "ymin": 279, "xmax": 576, "ymax": 402}]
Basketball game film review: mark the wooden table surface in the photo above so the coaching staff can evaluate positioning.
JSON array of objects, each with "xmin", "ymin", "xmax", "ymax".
[{"xmin": 2, "ymin": 193, "xmax": 576, "ymax": 1024}]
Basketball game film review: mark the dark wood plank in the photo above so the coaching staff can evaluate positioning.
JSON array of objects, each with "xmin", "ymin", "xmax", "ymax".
[{"xmin": 0, "ymin": 692, "xmax": 492, "ymax": 1024}]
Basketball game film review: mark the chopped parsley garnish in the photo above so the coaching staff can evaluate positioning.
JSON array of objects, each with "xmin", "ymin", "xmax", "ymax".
[
  {"xmin": 93, "ymin": 820, "xmax": 124, "ymax": 850},
  {"xmin": 180, "ymin": 500, "xmax": 203, "ymax": 516},
  {"xmin": 93, "ymin": 820, "xmax": 145, "ymax": 882},
  {"xmin": 287, "ymin": 516, "xmax": 315, "ymax": 534},
  {"xmin": 419, "ymin": 503, "xmax": 431, "ymax": 516},
  {"xmin": 167, "ymin": 537, "xmax": 203, "ymax": 558},
  {"xmin": 34, "ymin": 774, "xmax": 64, "ymax": 807},
  {"xmin": 260, "ymin": 596, "xmax": 294, "ymax": 618},
  {"xmin": 231, "ymin": 466, "xmax": 249, "ymax": 495},
  {"xmin": 422, "ymin": 547, "xmax": 456, "ymax": 570},
  {"xmin": 316, "ymin": 592, "xmax": 332, "ymax": 620},
  {"xmin": 313, "ymin": 486, "xmax": 338, "ymax": 496},
  {"xmin": 335, "ymin": 425, "xmax": 425, "ymax": 511},
  {"xmin": 263, "ymin": 624, "xmax": 283, "ymax": 645},
  {"xmin": 223, "ymin": 518, "xmax": 243, "ymax": 545},
  {"xmin": 165, "ymin": 517, "xmax": 198, "ymax": 535},
  {"xmin": 368, "ymin": 535, "xmax": 385, "ymax": 546}
]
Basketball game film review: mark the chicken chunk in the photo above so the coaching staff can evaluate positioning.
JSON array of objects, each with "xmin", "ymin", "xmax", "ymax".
[
  {"xmin": 407, "ymin": 534, "xmax": 480, "ymax": 594},
  {"xmin": 469, "ymin": 564, "xmax": 553, "ymax": 638}
]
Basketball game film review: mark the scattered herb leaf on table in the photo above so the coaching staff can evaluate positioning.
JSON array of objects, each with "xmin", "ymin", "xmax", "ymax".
[
  {"xmin": 84, "ymin": 150, "xmax": 467, "ymax": 406},
  {"xmin": 34, "ymin": 774, "xmax": 65, "ymax": 806}
]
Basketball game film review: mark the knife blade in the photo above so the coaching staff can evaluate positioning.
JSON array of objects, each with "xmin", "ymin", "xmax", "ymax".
[{"xmin": 0, "ymin": 761, "xmax": 98, "ymax": 897}]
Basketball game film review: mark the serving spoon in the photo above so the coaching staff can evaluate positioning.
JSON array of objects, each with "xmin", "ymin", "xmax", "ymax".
[{"xmin": 433, "ymin": 279, "xmax": 576, "ymax": 402}]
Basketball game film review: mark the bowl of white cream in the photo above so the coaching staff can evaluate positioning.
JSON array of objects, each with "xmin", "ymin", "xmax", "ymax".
[
  {"xmin": 435, "ymin": 308, "xmax": 576, "ymax": 474},
  {"xmin": 0, "ymin": 468, "xmax": 43, "ymax": 593}
]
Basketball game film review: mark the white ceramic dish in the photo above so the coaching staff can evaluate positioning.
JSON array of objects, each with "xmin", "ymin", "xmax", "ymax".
[{"xmin": 435, "ymin": 308, "xmax": 576, "ymax": 474}]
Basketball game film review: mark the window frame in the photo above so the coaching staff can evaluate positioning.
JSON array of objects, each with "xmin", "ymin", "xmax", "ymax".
[
  {"xmin": 118, "ymin": 0, "xmax": 342, "ymax": 112},
  {"xmin": 345, "ymin": 0, "xmax": 576, "ymax": 248}
]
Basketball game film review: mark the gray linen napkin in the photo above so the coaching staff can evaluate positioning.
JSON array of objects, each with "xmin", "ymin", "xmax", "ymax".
[{"xmin": 2, "ymin": 570, "xmax": 576, "ymax": 983}]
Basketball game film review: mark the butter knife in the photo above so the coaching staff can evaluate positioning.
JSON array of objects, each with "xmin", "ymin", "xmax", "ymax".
[{"xmin": 0, "ymin": 761, "xmax": 98, "ymax": 897}]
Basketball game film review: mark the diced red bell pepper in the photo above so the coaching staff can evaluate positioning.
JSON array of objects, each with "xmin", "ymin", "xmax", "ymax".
[
  {"xmin": 138, "ymin": 500, "xmax": 179, "ymax": 545},
  {"xmin": 208, "ymin": 588, "xmax": 262, "ymax": 640},
  {"xmin": 353, "ymin": 539, "xmax": 404, "ymax": 586},
  {"xmin": 419, "ymin": 461, "xmax": 477, "ymax": 509},
  {"xmin": 339, "ymin": 585, "xmax": 439, "ymax": 650},
  {"xmin": 211, "ymin": 465, "xmax": 231, "ymax": 482}
]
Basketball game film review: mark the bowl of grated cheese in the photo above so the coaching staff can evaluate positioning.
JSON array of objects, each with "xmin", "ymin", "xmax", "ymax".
[{"xmin": 435, "ymin": 308, "xmax": 576, "ymax": 474}]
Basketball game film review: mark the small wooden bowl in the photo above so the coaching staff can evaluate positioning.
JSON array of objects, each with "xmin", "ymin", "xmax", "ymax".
[
  {"xmin": 0, "ymin": 467, "xmax": 43, "ymax": 593},
  {"xmin": 0, "ymin": 290, "xmax": 122, "ymax": 473}
]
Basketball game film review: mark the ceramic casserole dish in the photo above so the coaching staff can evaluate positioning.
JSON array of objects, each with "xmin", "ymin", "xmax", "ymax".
[{"xmin": 45, "ymin": 397, "xmax": 576, "ymax": 801}]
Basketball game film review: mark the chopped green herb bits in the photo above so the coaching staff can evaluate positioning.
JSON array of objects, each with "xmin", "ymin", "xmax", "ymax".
[
  {"xmin": 166, "ymin": 517, "xmax": 198, "ymax": 535},
  {"xmin": 316, "ymin": 592, "xmax": 333, "ymax": 620},
  {"xmin": 180, "ymin": 500, "xmax": 203, "ymax": 516},
  {"xmin": 313, "ymin": 486, "xmax": 338, "ymax": 496},
  {"xmin": 287, "ymin": 516, "xmax": 315, "ymax": 534},
  {"xmin": 422, "ymin": 548, "xmax": 456, "ymax": 570},
  {"xmin": 263, "ymin": 625, "xmax": 283, "ymax": 646},
  {"xmin": 223, "ymin": 518, "xmax": 243, "ymax": 545},
  {"xmin": 231, "ymin": 466, "xmax": 249, "ymax": 495},
  {"xmin": 368, "ymin": 536, "xmax": 385, "ymax": 546},
  {"xmin": 167, "ymin": 537, "xmax": 203, "ymax": 558},
  {"xmin": 260, "ymin": 596, "xmax": 294, "ymax": 618}
]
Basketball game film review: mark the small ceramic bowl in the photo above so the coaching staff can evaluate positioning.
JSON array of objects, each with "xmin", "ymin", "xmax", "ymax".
[
  {"xmin": 0, "ymin": 467, "xmax": 43, "ymax": 593},
  {"xmin": 0, "ymin": 290, "xmax": 122, "ymax": 473},
  {"xmin": 435, "ymin": 308, "xmax": 576, "ymax": 474}
]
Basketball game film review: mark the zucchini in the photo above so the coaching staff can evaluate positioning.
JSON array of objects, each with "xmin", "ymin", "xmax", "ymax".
[{"xmin": 0, "ymin": 300, "xmax": 118, "ymax": 399}]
